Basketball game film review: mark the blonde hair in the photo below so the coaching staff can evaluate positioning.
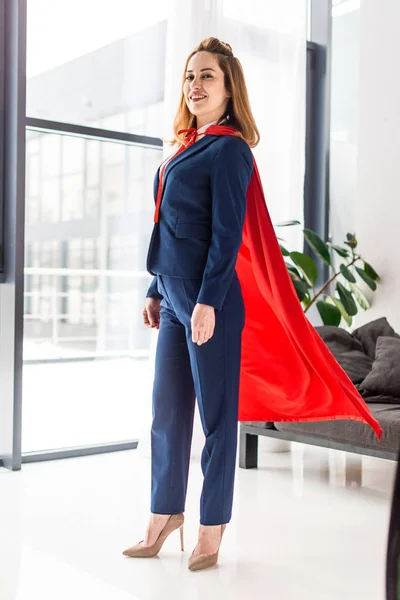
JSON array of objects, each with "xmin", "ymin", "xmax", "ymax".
[{"xmin": 163, "ymin": 37, "xmax": 260, "ymax": 148}]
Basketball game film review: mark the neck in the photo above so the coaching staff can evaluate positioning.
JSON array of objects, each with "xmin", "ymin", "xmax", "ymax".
[{"xmin": 196, "ymin": 115, "xmax": 224, "ymax": 129}]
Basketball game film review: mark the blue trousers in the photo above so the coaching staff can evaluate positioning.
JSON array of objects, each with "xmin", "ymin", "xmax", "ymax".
[{"xmin": 150, "ymin": 273, "xmax": 245, "ymax": 525}]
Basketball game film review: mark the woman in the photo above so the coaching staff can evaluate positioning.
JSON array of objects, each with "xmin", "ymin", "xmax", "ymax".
[
  {"xmin": 123, "ymin": 37, "xmax": 257, "ymax": 572},
  {"xmin": 122, "ymin": 36, "xmax": 382, "ymax": 571}
]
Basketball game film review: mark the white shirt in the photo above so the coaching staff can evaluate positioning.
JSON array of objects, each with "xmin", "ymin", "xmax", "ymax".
[
  {"xmin": 195, "ymin": 117, "xmax": 227, "ymax": 141},
  {"xmin": 159, "ymin": 117, "xmax": 228, "ymax": 171}
]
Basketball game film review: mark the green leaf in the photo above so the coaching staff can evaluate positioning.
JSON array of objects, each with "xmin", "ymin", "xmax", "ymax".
[
  {"xmin": 289, "ymin": 251, "xmax": 318, "ymax": 286},
  {"xmin": 326, "ymin": 296, "xmax": 353, "ymax": 327},
  {"xmin": 336, "ymin": 281, "xmax": 358, "ymax": 316},
  {"xmin": 290, "ymin": 275, "xmax": 309, "ymax": 301},
  {"xmin": 303, "ymin": 229, "xmax": 332, "ymax": 266},
  {"xmin": 280, "ymin": 244, "xmax": 290, "ymax": 256},
  {"xmin": 339, "ymin": 264, "xmax": 357, "ymax": 283},
  {"xmin": 364, "ymin": 262, "xmax": 380, "ymax": 281},
  {"xmin": 328, "ymin": 244, "xmax": 349, "ymax": 258},
  {"xmin": 355, "ymin": 266, "xmax": 377, "ymax": 290},
  {"xmin": 286, "ymin": 266, "xmax": 312, "ymax": 289},
  {"xmin": 316, "ymin": 301, "xmax": 342, "ymax": 326},
  {"xmin": 274, "ymin": 220, "xmax": 301, "ymax": 227},
  {"xmin": 286, "ymin": 263, "xmax": 302, "ymax": 280},
  {"xmin": 349, "ymin": 282, "xmax": 370, "ymax": 310}
]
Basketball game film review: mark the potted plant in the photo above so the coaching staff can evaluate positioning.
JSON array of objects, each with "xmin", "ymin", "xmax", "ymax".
[{"xmin": 277, "ymin": 221, "xmax": 381, "ymax": 327}]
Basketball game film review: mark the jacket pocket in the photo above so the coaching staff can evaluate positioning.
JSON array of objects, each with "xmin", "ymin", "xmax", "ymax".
[{"xmin": 174, "ymin": 221, "xmax": 211, "ymax": 240}]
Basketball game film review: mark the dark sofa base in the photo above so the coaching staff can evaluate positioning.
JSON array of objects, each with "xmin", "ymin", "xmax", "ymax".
[{"xmin": 239, "ymin": 421, "xmax": 398, "ymax": 469}]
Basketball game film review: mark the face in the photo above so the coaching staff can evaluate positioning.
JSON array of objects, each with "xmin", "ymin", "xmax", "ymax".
[{"xmin": 183, "ymin": 51, "xmax": 231, "ymax": 128}]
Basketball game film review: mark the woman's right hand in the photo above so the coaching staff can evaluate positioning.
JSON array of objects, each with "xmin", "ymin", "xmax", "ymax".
[{"xmin": 143, "ymin": 298, "xmax": 161, "ymax": 330}]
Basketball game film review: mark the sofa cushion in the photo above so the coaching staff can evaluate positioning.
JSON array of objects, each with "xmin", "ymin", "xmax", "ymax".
[
  {"xmin": 314, "ymin": 325, "xmax": 373, "ymax": 383},
  {"xmin": 355, "ymin": 389, "xmax": 400, "ymax": 405},
  {"xmin": 358, "ymin": 337, "xmax": 400, "ymax": 398},
  {"xmin": 314, "ymin": 325, "xmax": 364, "ymax": 354},
  {"xmin": 334, "ymin": 351, "xmax": 374, "ymax": 384},
  {"xmin": 274, "ymin": 403, "xmax": 400, "ymax": 453},
  {"xmin": 352, "ymin": 317, "xmax": 400, "ymax": 359}
]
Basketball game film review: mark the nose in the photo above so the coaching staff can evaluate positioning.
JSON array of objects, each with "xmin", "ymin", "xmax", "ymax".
[
  {"xmin": 189, "ymin": 75, "xmax": 202, "ymax": 90},
  {"xmin": 189, "ymin": 83, "xmax": 204, "ymax": 97}
]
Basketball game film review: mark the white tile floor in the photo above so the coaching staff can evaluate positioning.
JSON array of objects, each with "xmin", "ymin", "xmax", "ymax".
[{"xmin": 0, "ymin": 440, "xmax": 396, "ymax": 600}]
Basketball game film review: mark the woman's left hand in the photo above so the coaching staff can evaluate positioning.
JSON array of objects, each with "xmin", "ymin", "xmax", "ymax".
[{"xmin": 191, "ymin": 303, "xmax": 215, "ymax": 345}]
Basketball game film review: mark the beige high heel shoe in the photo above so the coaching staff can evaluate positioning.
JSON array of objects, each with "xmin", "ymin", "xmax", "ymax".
[
  {"xmin": 122, "ymin": 513, "xmax": 184, "ymax": 558},
  {"xmin": 188, "ymin": 523, "xmax": 227, "ymax": 571}
]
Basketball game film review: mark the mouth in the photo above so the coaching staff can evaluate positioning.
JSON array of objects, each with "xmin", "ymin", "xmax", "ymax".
[{"xmin": 190, "ymin": 95, "xmax": 207, "ymax": 103}]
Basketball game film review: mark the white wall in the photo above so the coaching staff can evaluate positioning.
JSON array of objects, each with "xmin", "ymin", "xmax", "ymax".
[
  {"xmin": 356, "ymin": 0, "xmax": 400, "ymax": 331},
  {"xmin": 330, "ymin": 0, "xmax": 400, "ymax": 332}
]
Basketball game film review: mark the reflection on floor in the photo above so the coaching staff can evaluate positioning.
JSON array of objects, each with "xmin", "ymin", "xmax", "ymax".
[{"xmin": 0, "ymin": 441, "xmax": 395, "ymax": 600}]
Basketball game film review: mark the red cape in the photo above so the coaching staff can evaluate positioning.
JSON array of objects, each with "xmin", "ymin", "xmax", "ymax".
[{"xmin": 155, "ymin": 124, "xmax": 382, "ymax": 440}]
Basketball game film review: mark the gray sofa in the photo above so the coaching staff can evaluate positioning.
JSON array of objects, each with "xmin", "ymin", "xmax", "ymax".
[{"xmin": 239, "ymin": 317, "xmax": 400, "ymax": 468}]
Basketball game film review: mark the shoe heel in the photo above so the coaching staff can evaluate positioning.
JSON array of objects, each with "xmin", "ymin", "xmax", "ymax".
[{"xmin": 179, "ymin": 523, "xmax": 184, "ymax": 552}]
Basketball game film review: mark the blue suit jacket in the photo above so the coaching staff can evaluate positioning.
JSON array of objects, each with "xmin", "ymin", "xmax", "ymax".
[{"xmin": 145, "ymin": 134, "xmax": 254, "ymax": 311}]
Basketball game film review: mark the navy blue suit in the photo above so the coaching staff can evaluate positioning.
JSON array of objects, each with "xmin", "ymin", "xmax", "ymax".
[{"xmin": 145, "ymin": 134, "xmax": 254, "ymax": 525}]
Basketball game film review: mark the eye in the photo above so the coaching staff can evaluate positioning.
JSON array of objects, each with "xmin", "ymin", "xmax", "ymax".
[{"xmin": 185, "ymin": 74, "xmax": 212, "ymax": 80}]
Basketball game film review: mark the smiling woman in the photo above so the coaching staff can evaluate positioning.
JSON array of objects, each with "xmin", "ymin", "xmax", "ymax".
[
  {"xmin": 183, "ymin": 54, "xmax": 232, "ymax": 130},
  {"xmin": 135, "ymin": 36, "xmax": 259, "ymax": 570},
  {"xmin": 163, "ymin": 37, "xmax": 259, "ymax": 148}
]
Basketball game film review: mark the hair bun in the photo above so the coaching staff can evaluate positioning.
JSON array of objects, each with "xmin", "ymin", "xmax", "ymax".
[{"xmin": 220, "ymin": 40, "xmax": 234, "ymax": 55}]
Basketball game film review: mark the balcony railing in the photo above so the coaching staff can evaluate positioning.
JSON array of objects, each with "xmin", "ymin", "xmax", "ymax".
[{"xmin": 23, "ymin": 267, "xmax": 153, "ymax": 361}]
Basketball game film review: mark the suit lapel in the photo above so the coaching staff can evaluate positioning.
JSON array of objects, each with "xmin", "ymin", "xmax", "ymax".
[{"xmin": 161, "ymin": 134, "xmax": 218, "ymax": 194}]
